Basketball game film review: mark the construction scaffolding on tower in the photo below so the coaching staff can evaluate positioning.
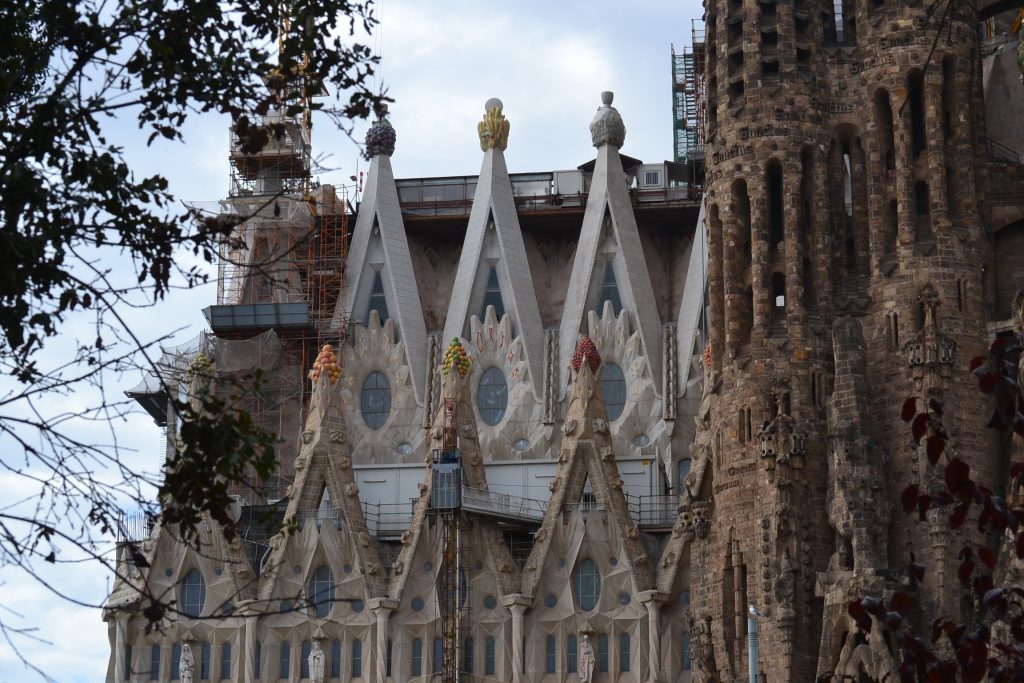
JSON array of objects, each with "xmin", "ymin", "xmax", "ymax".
[
  {"xmin": 673, "ymin": 19, "xmax": 706, "ymax": 194},
  {"xmin": 205, "ymin": 71, "xmax": 350, "ymax": 504}
]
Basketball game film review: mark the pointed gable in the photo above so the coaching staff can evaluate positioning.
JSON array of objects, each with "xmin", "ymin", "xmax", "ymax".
[
  {"xmin": 520, "ymin": 337, "xmax": 653, "ymax": 600},
  {"xmin": 341, "ymin": 119, "xmax": 428, "ymax": 406},
  {"xmin": 260, "ymin": 350, "xmax": 386, "ymax": 603},
  {"xmin": 442, "ymin": 99, "xmax": 545, "ymax": 401},
  {"xmin": 559, "ymin": 92, "xmax": 663, "ymax": 398}
]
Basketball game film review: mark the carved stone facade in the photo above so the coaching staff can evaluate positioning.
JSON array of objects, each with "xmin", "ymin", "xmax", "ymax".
[
  {"xmin": 696, "ymin": 0, "xmax": 1014, "ymax": 680},
  {"xmin": 104, "ymin": 5, "xmax": 1024, "ymax": 680}
]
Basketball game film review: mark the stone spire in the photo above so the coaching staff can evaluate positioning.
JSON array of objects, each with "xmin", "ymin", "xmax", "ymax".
[{"xmin": 589, "ymin": 91, "xmax": 625, "ymax": 148}]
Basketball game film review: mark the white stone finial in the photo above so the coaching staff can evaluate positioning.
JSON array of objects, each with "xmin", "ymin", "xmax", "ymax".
[{"xmin": 590, "ymin": 91, "xmax": 625, "ymax": 148}]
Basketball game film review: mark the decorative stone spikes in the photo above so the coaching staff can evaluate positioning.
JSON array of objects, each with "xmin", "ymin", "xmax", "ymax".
[
  {"xmin": 589, "ymin": 91, "xmax": 625, "ymax": 148},
  {"xmin": 571, "ymin": 335, "xmax": 601, "ymax": 373},
  {"xmin": 440, "ymin": 337, "xmax": 472, "ymax": 377},
  {"xmin": 311, "ymin": 344, "xmax": 340, "ymax": 385},
  {"xmin": 477, "ymin": 97, "xmax": 510, "ymax": 152},
  {"xmin": 364, "ymin": 104, "xmax": 396, "ymax": 158}
]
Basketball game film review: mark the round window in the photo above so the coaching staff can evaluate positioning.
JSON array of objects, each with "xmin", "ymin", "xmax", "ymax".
[
  {"xmin": 483, "ymin": 595, "xmax": 498, "ymax": 610},
  {"xmin": 411, "ymin": 597, "xmax": 425, "ymax": 612},
  {"xmin": 544, "ymin": 593, "xmax": 558, "ymax": 608},
  {"xmin": 360, "ymin": 371, "xmax": 391, "ymax": 429},
  {"xmin": 601, "ymin": 363, "xmax": 626, "ymax": 421},
  {"xmin": 477, "ymin": 367, "xmax": 508, "ymax": 426}
]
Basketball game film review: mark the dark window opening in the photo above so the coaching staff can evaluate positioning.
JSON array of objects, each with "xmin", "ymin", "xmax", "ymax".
[
  {"xmin": 803, "ymin": 257, "xmax": 816, "ymax": 309},
  {"xmin": 599, "ymin": 262, "xmax": 622, "ymax": 315},
  {"xmin": 365, "ymin": 271, "xmax": 389, "ymax": 324},
  {"xmin": 874, "ymin": 90, "xmax": 895, "ymax": 176},
  {"xmin": 771, "ymin": 273, "xmax": 786, "ymax": 314},
  {"xmin": 914, "ymin": 182, "xmax": 930, "ymax": 216},
  {"xmin": 480, "ymin": 266, "xmax": 505, "ymax": 320},
  {"xmin": 762, "ymin": 59, "xmax": 780, "ymax": 77},
  {"xmin": 846, "ymin": 238, "xmax": 857, "ymax": 270}
]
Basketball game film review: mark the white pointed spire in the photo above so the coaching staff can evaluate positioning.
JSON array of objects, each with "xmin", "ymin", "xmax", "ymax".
[
  {"xmin": 340, "ymin": 123, "xmax": 429, "ymax": 406},
  {"xmin": 559, "ymin": 92, "xmax": 663, "ymax": 397},
  {"xmin": 442, "ymin": 99, "xmax": 545, "ymax": 402}
]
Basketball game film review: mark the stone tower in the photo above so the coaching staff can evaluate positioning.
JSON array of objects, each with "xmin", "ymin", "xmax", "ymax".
[{"xmin": 695, "ymin": 0, "xmax": 994, "ymax": 679}]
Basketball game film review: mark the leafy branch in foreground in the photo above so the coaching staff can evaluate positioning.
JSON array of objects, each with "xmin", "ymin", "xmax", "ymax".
[{"xmin": 0, "ymin": 0, "xmax": 383, "ymax": 674}]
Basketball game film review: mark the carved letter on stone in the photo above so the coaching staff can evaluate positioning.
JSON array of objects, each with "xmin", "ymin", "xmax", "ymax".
[{"xmin": 329, "ymin": 430, "xmax": 345, "ymax": 443}]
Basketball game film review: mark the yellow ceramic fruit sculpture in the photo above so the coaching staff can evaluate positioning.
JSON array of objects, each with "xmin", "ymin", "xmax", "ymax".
[{"xmin": 312, "ymin": 344, "xmax": 341, "ymax": 384}]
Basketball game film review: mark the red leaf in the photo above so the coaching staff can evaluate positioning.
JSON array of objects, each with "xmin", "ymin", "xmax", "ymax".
[
  {"xmin": 902, "ymin": 398, "xmax": 918, "ymax": 422},
  {"xmin": 945, "ymin": 458, "xmax": 971, "ymax": 491},
  {"xmin": 958, "ymin": 559, "xmax": 975, "ymax": 586},
  {"xmin": 950, "ymin": 505, "xmax": 968, "ymax": 529},
  {"xmin": 979, "ymin": 372, "xmax": 997, "ymax": 394},
  {"xmin": 912, "ymin": 413, "xmax": 930, "ymax": 442},
  {"xmin": 926, "ymin": 435, "xmax": 945, "ymax": 465},
  {"xmin": 979, "ymin": 546, "xmax": 996, "ymax": 568},
  {"xmin": 968, "ymin": 356, "xmax": 986, "ymax": 372},
  {"xmin": 902, "ymin": 485, "xmax": 919, "ymax": 514}
]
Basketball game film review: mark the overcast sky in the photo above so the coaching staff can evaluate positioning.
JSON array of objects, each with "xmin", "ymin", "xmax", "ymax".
[{"xmin": 0, "ymin": 2, "xmax": 702, "ymax": 680}]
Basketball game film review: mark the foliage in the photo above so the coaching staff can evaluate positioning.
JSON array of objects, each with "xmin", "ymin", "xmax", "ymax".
[
  {"xmin": 831, "ymin": 330, "xmax": 1024, "ymax": 682},
  {"xmin": 0, "ymin": 0, "xmax": 381, "ymax": 675}
]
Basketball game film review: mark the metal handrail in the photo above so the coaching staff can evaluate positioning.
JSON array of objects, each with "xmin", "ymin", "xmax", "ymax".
[
  {"xmin": 988, "ymin": 137, "xmax": 1021, "ymax": 164},
  {"xmin": 461, "ymin": 486, "xmax": 547, "ymax": 522}
]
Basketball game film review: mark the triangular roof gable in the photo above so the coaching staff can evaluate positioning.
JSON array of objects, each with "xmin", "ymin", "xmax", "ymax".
[
  {"xmin": 519, "ymin": 357, "xmax": 653, "ymax": 599},
  {"xmin": 558, "ymin": 143, "xmax": 663, "ymax": 399},
  {"xmin": 259, "ymin": 371, "xmax": 385, "ymax": 602},
  {"xmin": 441, "ymin": 148, "xmax": 545, "ymax": 402},
  {"xmin": 341, "ymin": 155, "xmax": 429, "ymax": 405}
]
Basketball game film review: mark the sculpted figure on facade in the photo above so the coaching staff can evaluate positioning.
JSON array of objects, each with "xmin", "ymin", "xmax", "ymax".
[
  {"xmin": 579, "ymin": 633, "xmax": 596, "ymax": 683},
  {"xmin": 589, "ymin": 91, "xmax": 626, "ymax": 148},
  {"xmin": 179, "ymin": 643, "xmax": 195, "ymax": 683},
  {"xmin": 309, "ymin": 640, "xmax": 325, "ymax": 683}
]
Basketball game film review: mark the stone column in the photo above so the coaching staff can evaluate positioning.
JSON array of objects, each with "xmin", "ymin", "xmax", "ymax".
[
  {"xmin": 243, "ymin": 607, "xmax": 257, "ymax": 683},
  {"xmin": 113, "ymin": 611, "xmax": 128, "ymax": 682},
  {"xmin": 639, "ymin": 591, "xmax": 667, "ymax": 683},
  {"xmin": 502, "ymin": 594, "xmax": 531, "ymax": 683},
  {"xmin": 369, "ymin": 598, "xmax": 398, "ymax": 683}
]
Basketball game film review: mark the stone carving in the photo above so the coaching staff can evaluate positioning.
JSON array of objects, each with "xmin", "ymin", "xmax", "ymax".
[
  {"xmin": 592, "ymin": 418, "xmax": 608, "ymax": 434},
  {"xmin": 589, "ymin": 91, "xmax": 626, "ymax": 148},
  {"xmin": 302, "ymin": 430, "xmax": 315, "ymax": 444},
  {"xmin": 180, "ymin": 643, "xmax": 195, "ymax": 683},
  {"xmin": 579, "ymin": 633, "xmax": 596, "ymax": 683},
  {"xmin": 759, "ymin": 382, "xmax": 806, "ymax": 483},
  {"xmin": 833, "ymin": 617, "xmax": 899, "ymax": 682},
  {"xmin": 309, "ymin": 640, "xmax": 326, "ymax": 683},
  {"xmin": 826, "ymin": 318, "xmax": 891, "ymax": 573},
  {"xmin": 328, "ymin": 429, "xmax": 345, "ymax": 443},
  {"xmin": 364, "ymin": 104, "xmax": 396, "ymax": 158},
  {"xmin": 688, "ymin": 615, "xmax": 717, "ymax": 677},
  {"xmin": 774, "ymin": 547, "xmax": 798, "ymax": 618},
  {"xmin": 904, "ymin": 284, "xmax": 956, "ymax": 388},
  {"xmin": 477, "ymin": 98, "xmax": 510, "ymax": 152}
]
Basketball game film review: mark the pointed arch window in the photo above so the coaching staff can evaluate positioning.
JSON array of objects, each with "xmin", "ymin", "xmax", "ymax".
[
  {"xmin": 600, "ymin": 363, "xmax": 626, "ymax": 421},
  {"xmin": 598, "ymin": 262, "xmax": 622, "ymax": 316},
  {"xmin": 365, "ymin": 271, "xmax": 389, "ymax": 324},
  {"xmin": 573, "ymin": 559, "xmax": 601, "ymax": 612},
  {"xmin": 479, "ymin": 266, "xmax": 505, "ymax": 320},
  {"xmin": 309, "ymin": 565, "xmax": 334, "ymax": 618},
  {"xmin": 181, "ymin": 569, "xmax": 206, "ymax": 617}
]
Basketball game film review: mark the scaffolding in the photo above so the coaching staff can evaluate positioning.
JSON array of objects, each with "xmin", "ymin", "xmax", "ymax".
[{"xmin": 672, "ymin": 20, "xmax": 707, "ymax": 165}]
